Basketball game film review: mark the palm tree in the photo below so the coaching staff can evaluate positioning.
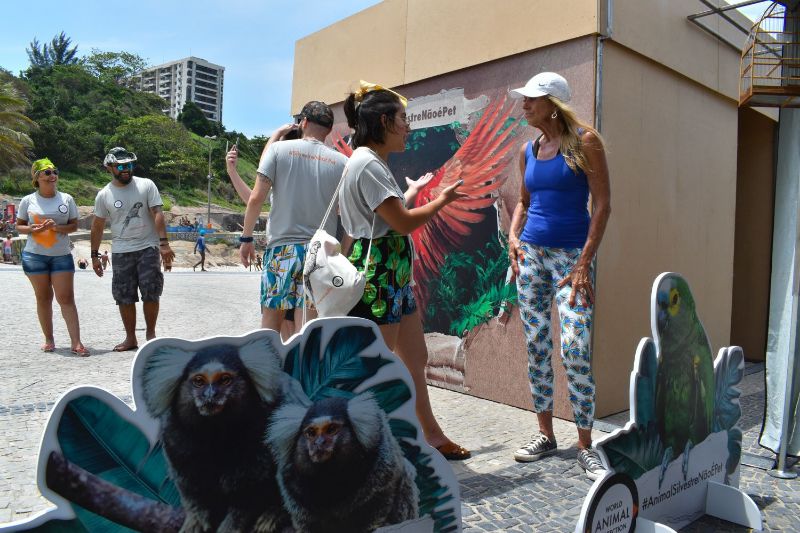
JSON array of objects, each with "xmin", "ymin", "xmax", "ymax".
[
  {"xmin": 0, "ymin": 82, "xmax": 36, "ymax": 172},
  {"xmin": 26, "ymin": 32, "xmax": 79, "ymax": 68}
]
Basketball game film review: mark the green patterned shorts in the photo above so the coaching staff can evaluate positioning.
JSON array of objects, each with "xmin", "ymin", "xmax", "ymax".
[{"xmin": 347, "ymin": 232, "xmax": 416, "ymax": 325}]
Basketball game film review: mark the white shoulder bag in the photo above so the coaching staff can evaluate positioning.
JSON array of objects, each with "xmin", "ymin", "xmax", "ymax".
[{"xmin": 303, "ymin": 169, "xmax": 374, "ymax": 318}]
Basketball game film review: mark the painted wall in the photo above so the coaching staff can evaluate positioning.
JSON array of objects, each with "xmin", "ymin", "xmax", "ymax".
[
  {"xmin": 292, "ymin": 0, "xmax": 599, "ymax": 112},
  {"xmin": 731, "ymin": 107, "xmax": 776, "ymax": 362},
  {"xmin": 325, "ymin": 37, "xmax": 597, "ymax": 420},
  {"xmin": 597, "ymin": 41, "xmax": 739, "ymax": 414}
]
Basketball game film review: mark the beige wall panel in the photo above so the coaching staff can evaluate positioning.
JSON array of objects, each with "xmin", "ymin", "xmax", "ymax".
[
  {"xmin": 292, "ymin": 0, "xmax": 407, "ymax": 112},
  {"xmin": 595, "ymin": 42, "xmax": 737, "ymax": 415},
  {"xmin": 730, "ymin": 108, "xmax": 776, "ymax": 362},
  {"xmin": 610, "ymin": 0, "xmax": 743, "ymax": 101},
  {"xmin": 404, "ymin": 0, "xmax": 598, "ymax": 83}
]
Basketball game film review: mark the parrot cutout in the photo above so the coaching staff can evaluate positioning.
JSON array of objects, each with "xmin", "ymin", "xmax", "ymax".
[
  {"xmin": 331, "ymin": 95, "xmax": 522, "ymax": 310},
  {"xmin": 579, "ymin": 273, "xmax": 759, "ymax": 532},
  {"xmin": 654, "ymin": 275, "xmax": 715, "ymax": 485}
]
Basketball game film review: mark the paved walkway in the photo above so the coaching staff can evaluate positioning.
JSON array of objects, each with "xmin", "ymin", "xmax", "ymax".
[{"xmin": 0, "ymin": 263, "xmax": 797, "ymax": 531}]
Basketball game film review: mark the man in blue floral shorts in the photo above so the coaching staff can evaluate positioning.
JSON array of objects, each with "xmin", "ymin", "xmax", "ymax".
[{"xmin": 239, "ymin": 101, "xmax": 347, "ymax": 338}]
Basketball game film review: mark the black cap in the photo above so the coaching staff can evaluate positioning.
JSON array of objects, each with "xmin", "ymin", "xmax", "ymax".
[{"xmin": 293, "ymin": 101, "xmax": 334, "ymax": 128}]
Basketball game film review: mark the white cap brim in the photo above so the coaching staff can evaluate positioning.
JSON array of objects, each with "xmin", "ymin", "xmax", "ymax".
[{"xmin": 509, "ymin": 87, "xmax": 549, "ymax": 99}]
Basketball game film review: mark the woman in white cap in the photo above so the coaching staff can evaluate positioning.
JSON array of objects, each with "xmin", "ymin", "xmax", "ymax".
[{"xmin": 507, "ymin": 72, "xmax": 611, "ymax": 479}]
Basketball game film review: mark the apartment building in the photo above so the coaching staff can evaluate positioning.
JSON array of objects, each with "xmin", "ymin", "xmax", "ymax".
[{"xmin": 134, "ymin": 56, "xmax": 224, "ymax": 122}]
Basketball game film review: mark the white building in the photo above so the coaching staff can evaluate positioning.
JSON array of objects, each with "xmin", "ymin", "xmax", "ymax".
[{"xmin": 134, "ymin": 56, "xmax": 224, "ymax": 123}]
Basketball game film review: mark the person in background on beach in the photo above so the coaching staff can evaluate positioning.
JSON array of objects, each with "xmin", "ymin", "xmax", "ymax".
[
  {"xmin": 237, "ymin": 101, "xmax": 347, "ymax": 340},
  {"xmin": 507, "ymin": 72, "xmax": 611, "ymax": 480},
  {"xmin": 100, "ymin": 250, "xmax": 110, "ymax": 270},
  {"xmin": 90, "ymin": 147, "xmax": 175, "ymax": 352},
  {"xmin": 16, "ymin": 158, "xmax": 89, "ymax": 356},
  {"xmin": 3, "ymin": 234, "xmax": 12, "ymax": 263},
  {"xmin": 193, "ymin": 229, "xmax": 207, "ymax": 272}
]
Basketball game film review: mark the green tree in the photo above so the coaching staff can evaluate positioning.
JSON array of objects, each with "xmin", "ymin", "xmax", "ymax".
[
  {"xmin": 0, "ymin": 82, "xmax": 36, "ymax": 171},
  {"xmin": 27, "ymin": 31, "xmax": 79, "ymax": 68},
  {"xmin": 82, "ymin": 49, "xmax": 148, "ymax": 86},
  {"xmin": 109, "ymin": 114, "xmax": 205, "ymax": 187},
  {"xmin": 178, "ymin": 101, "xmax": 215, "ymax": 137}
]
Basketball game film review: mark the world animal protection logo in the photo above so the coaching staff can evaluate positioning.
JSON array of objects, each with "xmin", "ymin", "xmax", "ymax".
[
  {"xmin": 574, "ymin": 273, "xmax": 761, "ymax": 533},
  {"xmin": 0, "ymin": 319, "xmax": 461, "ymax": 533}
]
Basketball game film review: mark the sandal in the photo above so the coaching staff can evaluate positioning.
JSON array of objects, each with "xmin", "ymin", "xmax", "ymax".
[
  {"xmin": 112, "ymin": 343, "xmax": 138, "ymax": 352},
  {"xmin": 41, "ymin": 343, "xmax": 56, "ymax": 353},
  {"xmin": 435, "ymin": 441, "xmax": 471, "ymax": 461},
  {"xmin": 71, "ymin": 346, "xmax": 90, "ymax": 357}
]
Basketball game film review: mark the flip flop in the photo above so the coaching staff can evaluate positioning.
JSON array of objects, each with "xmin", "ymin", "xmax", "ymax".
[
  {"xmin": 112, "ymin": 343, "xmax": 138, "ymax": 352},
  {"xmin": 41, "ymin": 343, "xmax": 56, "ymax": 353},
  {"xmin": 71, "ymin": 346, "xmax": 90, "ymax": 357},
  {"xmin": 435, "ymin": 441, "xmax": 471, "ymax": 461}
]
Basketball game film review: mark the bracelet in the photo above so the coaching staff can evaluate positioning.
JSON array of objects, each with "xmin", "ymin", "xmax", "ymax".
[
  {"xmin": 91, "ymin": 250, "xmax": 100, "ymax": 258},
  {"xmin": 159, "ymin": 237, "xmax": 168, "ymax": 242},
  {"xmin": 160, "ymin": 242, "xmax": 170, "ymax": 246},
  {"xmin": 239, "ymin": 236, "xmax": 254, "ymax": 243}
]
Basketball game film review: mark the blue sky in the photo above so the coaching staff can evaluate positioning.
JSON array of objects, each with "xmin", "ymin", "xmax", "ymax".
[
  {"xmin": 0, "ymin": 1, "xmax": 771, "ymax": 138},
  {"xmin": 0, "ymin": 0, "xmax": 381, "ymax": 138}
]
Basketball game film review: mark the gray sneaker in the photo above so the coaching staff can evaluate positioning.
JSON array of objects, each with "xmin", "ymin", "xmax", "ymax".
[
  {"xmin": 577, "ymin": 448, "xmax": 606, "ymax": 480},
  {"xmin": 514, "ymin": 433, "xmax": 557, "ymax": 462}
]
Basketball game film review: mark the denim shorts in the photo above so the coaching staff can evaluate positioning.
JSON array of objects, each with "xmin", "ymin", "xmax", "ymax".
[{"xmin": 21, "ymin": 251, "xmax": 75, "ymax": 275}]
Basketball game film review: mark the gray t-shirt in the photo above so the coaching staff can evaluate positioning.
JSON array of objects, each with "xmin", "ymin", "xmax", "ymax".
[
  {"xmin": 94, "ymin": 176, "xmax": 163, "ymax": 253},
  {"xmin": 18, "ymin": 191, "xmax": 78, "ymax": 256},
  {"xmin": 257, "ymin": 138, "xmax": 348, "ymax": 248},
  {"xmin": 339, "ymin": 147, "xmax": 404, "ymax": 239}
]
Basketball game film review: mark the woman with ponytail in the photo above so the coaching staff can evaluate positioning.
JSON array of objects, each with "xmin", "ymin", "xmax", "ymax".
[{"xmin": 338, "ymin": 81, "xmax": 470, "ymax": 460}]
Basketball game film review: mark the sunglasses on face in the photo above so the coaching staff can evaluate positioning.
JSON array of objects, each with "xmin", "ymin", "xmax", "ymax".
[
  {"xmin": 38, "ymin": 169, "xmax": 59, "ymax": 177},
  {"xmin": 115, "ymin": 163, "xmax": 134, "ymax": 171}
]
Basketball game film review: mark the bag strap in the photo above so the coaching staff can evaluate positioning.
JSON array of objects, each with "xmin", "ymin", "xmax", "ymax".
[{"xmin": 318, "ymin": 168, "xmax": 345, "ymax": 233}]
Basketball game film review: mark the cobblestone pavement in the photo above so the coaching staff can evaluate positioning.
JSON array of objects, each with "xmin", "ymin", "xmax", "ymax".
[{"xmin": 0, "ymin": 263, "xmax": 797, "ymax": 531}]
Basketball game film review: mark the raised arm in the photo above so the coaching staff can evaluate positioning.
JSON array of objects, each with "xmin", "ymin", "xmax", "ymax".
[
  {"xmin": 225, "ymin": 146, "xmax": 253, "ymax": 204},
  {"xmin": 375, "ymin": 180, "xmax": 465, "ymax": 235}
]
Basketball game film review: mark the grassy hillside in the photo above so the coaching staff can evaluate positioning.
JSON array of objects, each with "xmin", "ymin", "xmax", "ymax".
[{"xmin": 0, "ymin": 154, "xmax": 260, "ymax": 210}]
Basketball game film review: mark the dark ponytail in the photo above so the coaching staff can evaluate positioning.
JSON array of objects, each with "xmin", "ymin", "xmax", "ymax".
[{"xmin": 343, "ymin": 89, "xmax": 402, "ymax": 148}]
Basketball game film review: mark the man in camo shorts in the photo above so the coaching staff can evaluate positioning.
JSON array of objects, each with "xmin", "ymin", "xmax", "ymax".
[{"xmin": 90, "ymin": 147, "xmax": 175, "ymax": 351}]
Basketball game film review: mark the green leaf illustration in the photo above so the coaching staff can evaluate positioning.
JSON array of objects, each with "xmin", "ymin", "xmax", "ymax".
[
  {"xmin": 282, "ymin": 325, "xmax": 386, "ymax": 401},
  {"xmin": 362, "ymin": 282, "xmax": 377, "ymax": 304},
  {"xmin": 371, "ymin": 298, "xmax": 387, "ymax": 318},
  {"xmin": 54, "ymin": 395, "xmax": 181, "ymax": 531}
]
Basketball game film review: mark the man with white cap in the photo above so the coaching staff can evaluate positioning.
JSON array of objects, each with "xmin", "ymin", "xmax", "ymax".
[
  {"xmin": 506, "ymin": 72, "xmax": 612, "ymax": 481},
  {"xmin": 90, "ymin": 146, "xmax": 175, "ymax": 351}
]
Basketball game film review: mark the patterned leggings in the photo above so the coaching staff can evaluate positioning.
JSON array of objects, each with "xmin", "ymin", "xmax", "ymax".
[{"xmin": 516, "ymin": 242, "xmax": 596, "ymax": 429}]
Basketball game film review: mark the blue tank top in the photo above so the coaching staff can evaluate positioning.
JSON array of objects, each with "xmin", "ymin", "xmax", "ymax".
[{"xmin": 519, "ymin": 139, "xmax": 590, "ymax": 248}]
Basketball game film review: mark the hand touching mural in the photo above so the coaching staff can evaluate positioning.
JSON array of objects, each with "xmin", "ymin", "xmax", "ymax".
[{"xmin": 333, "ymin": 96, "xmax": 520, "ymax": 309}]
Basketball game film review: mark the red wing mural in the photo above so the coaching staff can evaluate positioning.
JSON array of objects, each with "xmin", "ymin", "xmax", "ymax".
[{"xmin": 331, "ymin": 96, "xmax": 521, "ymax": 311}]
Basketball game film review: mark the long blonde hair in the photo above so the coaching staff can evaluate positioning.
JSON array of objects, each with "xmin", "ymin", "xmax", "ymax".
[{"xmin": 548, "ymin": 97, "xmax": 606, "ymax": 175}]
